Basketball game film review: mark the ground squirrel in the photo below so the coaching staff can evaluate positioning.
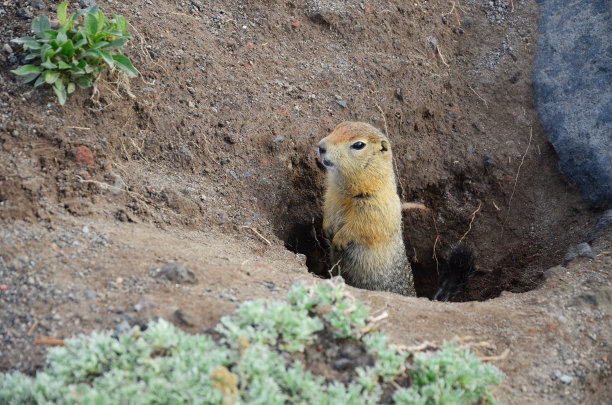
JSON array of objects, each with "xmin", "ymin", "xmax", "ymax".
[{"xmin": 318, "ymin": 121, "xmax": 416, "ymax": 296}]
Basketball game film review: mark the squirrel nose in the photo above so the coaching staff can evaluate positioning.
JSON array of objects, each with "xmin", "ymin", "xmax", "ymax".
[{"xmin": 318, "ymin": 145, "xmax": 326, "ymax": 156}]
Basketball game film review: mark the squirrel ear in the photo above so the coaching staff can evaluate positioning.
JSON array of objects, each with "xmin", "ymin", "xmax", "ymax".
[{"xmin": 380, "ymin": 140, "xmax": 389, "ymax": 153}]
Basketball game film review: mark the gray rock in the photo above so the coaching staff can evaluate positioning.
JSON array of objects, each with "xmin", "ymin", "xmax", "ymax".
[
  {"xmin": 16, "ymin": 8, "xmax": 34, "ymax": 19},
  {"xmin": 83, "ymin": 290, "xmax": 96, "ymax": 300},
  {"xmin": 559, "ymin": 375, "xmax": 573, "ymax": 384},
  {"xmin": 153, "ymin": 261, "xmax": 198, "ymax": 284},
  {"xmin": 295, "ymin": 253, "xmax": 307, "ymax": 265},
  {"xmin": 215, "ymin": 209, "xmax": 230, "ymax": 224},
  {"xmin": 173, "ymin": 308, "xmax": 196, "ymax": 326},
  {"xmin": 2, "ymin": 44, "xmax": 12, "ymax": 54},
  {"xmin": 483, "ymin": 155, "xmax": 496, "ymax": 168},
  {"xmin": 563, "ymin": 242, "xmax": 595, "ymax": 264},
  {"xmin": 594, "ymin": 210, "xmax": 612, "ymax": 230},
  {"xmin": 428, "ymin": 37, "xmax": 437, "ymax": 50},
  {"xmin": 307, "ymin": 1, "xmax": 349, "ymax": 26},
  {"xmin": 225, "ymin": 169, "xmax": 238, "ymax": 179},
  {"xmin": 28, "ymin": 0, "xmax": 45, "ymax": 10},
  {"xmin": 134, "ymin": 295, "xmax": 156, "ymax": 313},
  {"xmin": 533, "ymin": 0, "xmax": 612, "ymax": 207},
  {"xmin": 112, "ymin": 320, "xmax": 131, "ymax": 338},
  {"xmin": 190, "ymin": 1, "xmax": 204, "ymax": 11},
  {"xmin": 110, "ymin": 176, "xmax": 124, "ymax": 195},
  {"xmin": 224, "ymin": 134, "xmax": 239, "ymax": 144},
  {"xmin": 395, "ymin": 88, "xmax": 406, "ymax": 102},
  {"xmin": 79, "ymin": 0, "xmax": 97, "ymax": 8}
]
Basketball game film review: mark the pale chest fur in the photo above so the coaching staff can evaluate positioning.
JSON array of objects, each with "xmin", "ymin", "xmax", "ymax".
[{"xmin": 322, "ymin": 182, "xmax": 414, "ymax": 295}]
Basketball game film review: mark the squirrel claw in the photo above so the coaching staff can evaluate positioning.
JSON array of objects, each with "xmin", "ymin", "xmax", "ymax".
[{"xmin": 332, "ymin": 233, "xmax": 350, "ymax": 251}]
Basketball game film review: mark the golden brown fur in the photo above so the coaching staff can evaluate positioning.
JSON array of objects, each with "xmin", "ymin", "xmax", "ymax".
[{"xmin": 318, "ymin": 122, "xmax": 415, "ymax": 296}]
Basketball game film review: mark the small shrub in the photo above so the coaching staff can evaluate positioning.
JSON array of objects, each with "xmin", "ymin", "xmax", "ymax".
[
  {"xmin": 10, "ymin": 1, "xmax": 137, "ymax": 105},
  {"xmin": 393, "ymin": 342, "xmax": 505, "ymax": 405},
  {"xmin": 0, "ymin": 281, "xmax": 504, "ymax": 404}
]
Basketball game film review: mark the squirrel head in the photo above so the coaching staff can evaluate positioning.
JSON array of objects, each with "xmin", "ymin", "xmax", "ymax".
[{"xmin": 318, "ymin": 121, "xmax": 395, "ymax": 196}]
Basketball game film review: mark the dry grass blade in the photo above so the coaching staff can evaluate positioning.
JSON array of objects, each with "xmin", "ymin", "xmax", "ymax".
[
  {"xmin": 361, "ymin": 311, "xmax": 389, "ymax": 334},
  {"xmin": 501, "ymin": 127, "xmax": 533, "ymax": 236},
  {"xmin": 35, "ymin": 337, "xmax": 65, "ymax": 346},
  {"xmin": 242, "ymin": 226, "xmax": 272, "ymax": 246},
  {"xmin": 479, "ymin": 348, "xmax": 510, "ymax": 362},
  {"xmin": 467, "ymin": 83, "xmax": 488, "ymax": 108},
  {"xmin": 458, "ymin": 201, "xmax": 482, "ymax": 245},
  {"xmin": 436, "ymin": 45, "xmax": 450, "ymax": 67},
  {"xmin": 401, "ymin": 202, "xmax": 430, "ymax": 211},
  {"xmin": 395, "ymin": 341, "xmax": 439, "ymax": 353}
]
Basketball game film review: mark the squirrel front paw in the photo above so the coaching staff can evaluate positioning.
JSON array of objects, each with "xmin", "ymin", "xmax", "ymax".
[{"xmin": 332, "ymin": 230, "xmax": 351, "ymax": 251}]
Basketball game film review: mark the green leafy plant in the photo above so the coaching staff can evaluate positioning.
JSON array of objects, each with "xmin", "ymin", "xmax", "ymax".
[
  {"xmin": 10, "ymin": 1, "xmax": 137, "ymax": 105},
  {"xmin": 0, "ymin": 281, "xmax": 504, "ymax": 404},
  {"xmin": 393, "ymin": 343, "xmax": 505, "ymax": 405}
]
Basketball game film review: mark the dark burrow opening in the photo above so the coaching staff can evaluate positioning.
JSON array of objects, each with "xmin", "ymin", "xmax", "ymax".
[
  {"xmin": 271, "ymin": 151, "xmax": 591, "ymax": 303},
  {"xmin": 272, "ymin": 166, "xmax": 570, "ymax": 303},
  {"xmin": 281, "ymin": 217, "xmax": 550, "ymax": 302}
]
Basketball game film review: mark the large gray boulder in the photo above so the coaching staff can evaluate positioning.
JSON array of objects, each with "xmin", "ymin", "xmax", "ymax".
[{"xmin": 533, "ymin": 0, "xmax": 611, "ymax": 208}]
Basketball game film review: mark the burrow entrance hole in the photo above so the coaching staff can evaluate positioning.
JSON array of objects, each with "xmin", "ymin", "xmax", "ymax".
[{"xmin": 271, "ymin": 176, "xmax": 569, "ymax": 302}]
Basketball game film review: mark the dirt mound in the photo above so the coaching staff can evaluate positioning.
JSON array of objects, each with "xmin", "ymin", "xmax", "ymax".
[{"xmin": 1, "ymin": 0, "xmax": 610, "ymax": 403}]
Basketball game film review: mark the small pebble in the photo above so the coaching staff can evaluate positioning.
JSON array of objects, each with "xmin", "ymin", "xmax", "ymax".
[
  {"xmin": 110, "ymin": 176, "xmax": 125, "ymax": 195},
  {"xmin": 484, "ymin": 155, "xmax": 497, "ymax": 167},
  {"xmin": 174, "ymin": 308, "xmax": 196, "ymax": 326},
  {"xmin": 428, "ymin": 37, "xmax": 437, "ymax": 50},
  {"xmin": 153, "ymin": 261, "xmax": 198, "ymax": 284},
  {"xmin": 564, "ymin": 242, "xmax": 595, "ymax": 264},
  {"xmin": 79, "ymin": 0, "xmax": 98, "ymax": 7},
  {"xmin": 28, "ymin": 0, "xmax": 45, "ymax": 10},
  {"xmin": 16, "ymin": 8, "xmax": 34, "ymax": 19},
  {"xmin": 112, "ymin": 320, "xmax": 131, "ymax": 338}
]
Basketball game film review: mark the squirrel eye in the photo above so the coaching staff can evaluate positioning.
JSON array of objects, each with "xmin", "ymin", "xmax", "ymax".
[{"xmin": 351, "ymin": 141, "xmax": 366, "ymax": 150}]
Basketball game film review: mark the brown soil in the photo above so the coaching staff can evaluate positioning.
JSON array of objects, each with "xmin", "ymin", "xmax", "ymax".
[{"xmin": 0, "ymin": 0, "xmax": 610, "ymax": 403}]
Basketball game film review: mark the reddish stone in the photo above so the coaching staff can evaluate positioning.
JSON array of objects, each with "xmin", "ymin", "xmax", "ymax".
[
  {"xmin": 76, "ymin": 145, "xmax": 94, "ymax": 167},
  {"xmin": 291, "ymin": 18, "xmax": 300, "ymax": 28}
]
